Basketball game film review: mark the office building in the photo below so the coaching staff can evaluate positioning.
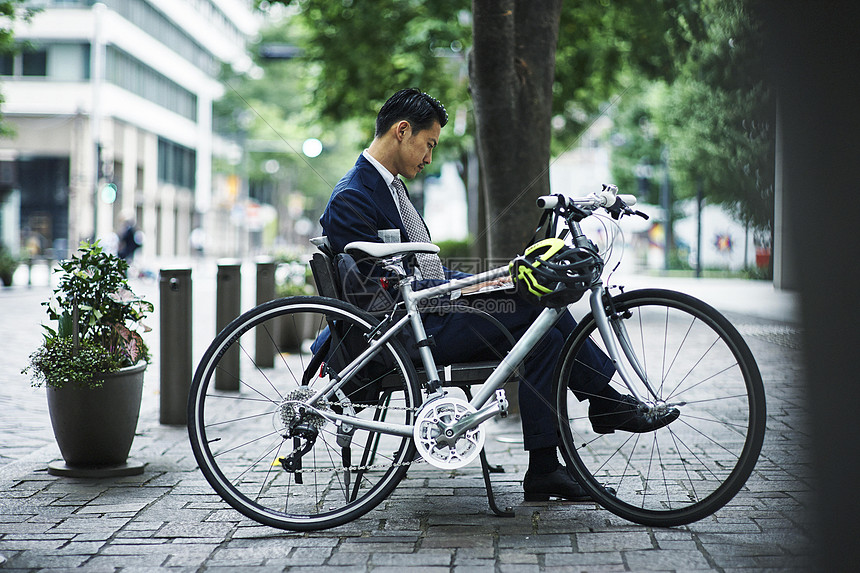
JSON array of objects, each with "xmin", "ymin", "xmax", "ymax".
[{"xmin": 0, "ymin": 0, "xmax": 259, "ymax": 260}]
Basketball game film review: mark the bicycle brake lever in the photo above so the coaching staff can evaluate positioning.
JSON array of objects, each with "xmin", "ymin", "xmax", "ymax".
[{"xmin": 606, "ymin": 197, "xmax": 626, "ymax": 220}]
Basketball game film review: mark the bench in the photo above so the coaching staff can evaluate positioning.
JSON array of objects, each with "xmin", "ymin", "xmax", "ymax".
[{"xmin": 307, "ymin": 242, "xmax": 516, "ymax": 517}]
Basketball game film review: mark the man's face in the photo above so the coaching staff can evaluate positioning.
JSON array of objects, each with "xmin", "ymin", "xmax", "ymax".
[{"xmin": 394, "ymin": 120, "xmax": 441, "ymax": 179}]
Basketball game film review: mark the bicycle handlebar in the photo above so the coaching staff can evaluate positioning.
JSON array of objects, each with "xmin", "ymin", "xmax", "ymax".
[
  {"xmin": 536, "ymin": 192, "xmax": 636, "ymax": 210},
  {"xmin": 537, "ymin": 184, "xmax": 647, "ymax": 220}
]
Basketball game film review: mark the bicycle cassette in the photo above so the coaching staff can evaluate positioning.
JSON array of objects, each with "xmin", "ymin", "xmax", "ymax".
[
  {"xmin": 277, "ymin": 387, "xmax": 328, "ymax": 435},
  {"xmin": 413, "ymin": 396, "xmax": 485, "ymax": 469}
]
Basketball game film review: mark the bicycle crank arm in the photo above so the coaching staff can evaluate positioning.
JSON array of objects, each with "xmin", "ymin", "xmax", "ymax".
[{"xmin": 435, "ymin": 390, "xmax": 508, "ymax": 448}]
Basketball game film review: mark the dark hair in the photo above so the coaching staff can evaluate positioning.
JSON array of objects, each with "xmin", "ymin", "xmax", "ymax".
[{"xmin": 375, "ymin": 88, "xmax": 448, "ymax": 137}]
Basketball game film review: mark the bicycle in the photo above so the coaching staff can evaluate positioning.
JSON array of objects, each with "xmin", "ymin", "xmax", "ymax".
[{"xmin": 187, "ymin": 185, "xmax": 766, "ymax": 531}]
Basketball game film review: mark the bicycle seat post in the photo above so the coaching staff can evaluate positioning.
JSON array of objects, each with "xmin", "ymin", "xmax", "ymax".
[
  {"xmin": 396, "ymin": 265, "xmax": 444, "ymax": 396},
  {"xmin": 380, "ymin": 254, "xmax": 410, "ymax": 278}
]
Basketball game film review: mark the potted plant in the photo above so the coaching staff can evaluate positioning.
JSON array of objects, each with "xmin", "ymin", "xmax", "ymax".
[
  {"xmin": 0, "ymin": 244, "xmax": 18, "ymax": 287},
  {"xmin": 23, "ymin": 241, "xmax": 153, "ymax": 477}
]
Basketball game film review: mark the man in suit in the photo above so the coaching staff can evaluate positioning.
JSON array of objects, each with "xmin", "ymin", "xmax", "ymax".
[{"xmin": 320, "ymin": 89, "xmax": 678, "ymax": 501}]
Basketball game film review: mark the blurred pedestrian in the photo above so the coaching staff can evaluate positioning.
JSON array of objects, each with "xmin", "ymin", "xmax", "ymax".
[{"xmin": 117, "ymin": 214, "xmax": 143, "ymax": 263}]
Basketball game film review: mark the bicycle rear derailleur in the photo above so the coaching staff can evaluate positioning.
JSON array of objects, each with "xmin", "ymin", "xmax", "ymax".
[{"xmin": 276, "ymin": 387, "xmax": 328, "ymax": 483}]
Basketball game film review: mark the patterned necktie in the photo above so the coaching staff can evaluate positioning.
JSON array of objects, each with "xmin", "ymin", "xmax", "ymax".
[{"xmin": 392, "ymin": 178, "xmax": 445, "ymax": 280}]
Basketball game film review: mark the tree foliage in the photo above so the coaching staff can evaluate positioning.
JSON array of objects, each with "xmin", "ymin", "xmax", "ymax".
[
  {"xmin": 609, "ymin": 0, "xmax": 774, "ymax": 231},
  {"xmin": 214, "ymin": 13, "xmax": 366, "ymax": 219},
  {"xmin": 552, "ymin": 0, "xmax": 705, "ymax": 149},
  {"xmin": 256, "ymin": 0, "xmax": 770, "ymax": 252},
  {"xmin": 259, "ymin": 0, "xmax": 473, "ymax": 158}
]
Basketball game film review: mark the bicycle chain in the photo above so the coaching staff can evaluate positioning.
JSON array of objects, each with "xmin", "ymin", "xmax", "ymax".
[
  {"xmin": 318, "ymin": 398, "xmax": 421, "ymax": 412},
  {"xmin": 288, "ymin": 456, "xmax": 426, "ymax": 475}
]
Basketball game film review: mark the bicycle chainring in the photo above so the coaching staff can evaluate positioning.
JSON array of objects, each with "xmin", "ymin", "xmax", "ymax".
[{"xmin": 413, "ymin": 396, "xmax": 485, "ymax": 469}]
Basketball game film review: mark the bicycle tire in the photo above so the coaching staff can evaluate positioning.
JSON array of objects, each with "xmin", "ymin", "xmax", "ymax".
[
  {"xmin": 555, "ymin": 288, "xmax": 766, "ymax": 527},
  {"xmin": 188, "ymin": 296, "xmax": 421, "ymax": 531}
]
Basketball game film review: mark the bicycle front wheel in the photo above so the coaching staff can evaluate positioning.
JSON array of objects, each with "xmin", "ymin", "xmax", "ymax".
[
  {"xmin": 188, "ymin": 296, "xmax": 421, "ymax": 531},
  {"xmin": 556, "ymin": 289, "xmax": 766, "ymax": 527}
]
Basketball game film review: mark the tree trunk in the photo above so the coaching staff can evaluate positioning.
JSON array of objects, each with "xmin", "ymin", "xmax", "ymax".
[{"xmin": 470, "ymin": 0, "xmax": 562, "ymax": 260}]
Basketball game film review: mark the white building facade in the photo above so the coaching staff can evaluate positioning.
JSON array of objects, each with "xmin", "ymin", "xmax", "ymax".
[{"xmin": 0, "ymin": 0, "xmax": 258, "ymax": 260}]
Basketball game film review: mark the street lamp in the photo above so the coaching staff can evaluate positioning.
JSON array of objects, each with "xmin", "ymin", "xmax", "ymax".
[{"xmin": 91, "ymin": 3, "xmax": 106, "ymax": 242}]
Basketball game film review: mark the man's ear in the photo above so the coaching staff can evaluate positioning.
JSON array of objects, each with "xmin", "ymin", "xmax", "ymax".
[{"xmin": 393, "ymin": 120, "xmax": 411, "ymax": 142}]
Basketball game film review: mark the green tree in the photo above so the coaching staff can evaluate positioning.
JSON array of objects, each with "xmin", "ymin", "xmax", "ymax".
[
  {"xmin": 667, "ymin": 0, "xmax": 773, "ymax": 231},
  {"xmin": 259, "ymin": 0, "xmax": 472, "ymax": 152},
  {"xmin": 471, "ymin": 0, "xmax": 703, "ymax": 258},
  {"xmin": 610, "ymin": 0, "xmax": 773, "ymax": 231},
  {"xmin": 214, "ymin": 13, "xmax": 364, "ymax": 238},
  {"xmin": 257, "ymin": 0, "xmax": 703, "ymax": 258},
  {"xmin": 551, "ymin": 0, "xmax": 704, "ymax": 151}
]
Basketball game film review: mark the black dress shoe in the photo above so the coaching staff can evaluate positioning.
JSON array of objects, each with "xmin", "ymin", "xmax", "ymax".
[
  {"xmin": 523, "ymin": 465, "xmax": 596, "ymax": 502},
  {"xmin": 589, "ymin": 394, "xmax": 680, "ymax": 434}
]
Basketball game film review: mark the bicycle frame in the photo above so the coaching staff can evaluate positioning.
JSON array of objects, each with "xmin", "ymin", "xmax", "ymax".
[{"xmin": 304, "ymin": 254, "xmax": 658, "ymax": 443}]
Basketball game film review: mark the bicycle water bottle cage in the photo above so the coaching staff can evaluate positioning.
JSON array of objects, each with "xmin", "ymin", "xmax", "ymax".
[{"xmin": 510, "ymin": 238, "xmax": 603, "ymax": 308}]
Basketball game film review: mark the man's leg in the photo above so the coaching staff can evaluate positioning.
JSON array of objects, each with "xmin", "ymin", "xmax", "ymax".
[
  {"xmin": 426, "ymin": 294, "xmax": 613, "ymax": 445},
  {"xmin": 425, "ymin": 295, "xmax": 622, "ymax": 500}
]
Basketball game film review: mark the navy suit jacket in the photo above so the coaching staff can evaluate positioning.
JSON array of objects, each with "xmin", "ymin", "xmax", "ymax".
[
  {"xmin": 321, "ymin": 154, "xmax": 419, "ymax": 254},
  {"xmin": 320, "ymin": 155, "xmax": 465, "ymax": 291}
]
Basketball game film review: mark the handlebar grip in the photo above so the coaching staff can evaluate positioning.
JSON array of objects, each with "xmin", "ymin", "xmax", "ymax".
[
  {"xmin": 536, "ymin": 195, "xmax": 560, "ymax": 209},
  {"xmin": 597, "ymin": 190, "xmax": 616, "ymax": 207},
  {"xmin": 619, "ymin": 194, "xmax": 637, "ymax": 206}
]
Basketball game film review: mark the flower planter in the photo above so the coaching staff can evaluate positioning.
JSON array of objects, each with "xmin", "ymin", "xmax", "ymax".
[{"xmin": 46, "ymin": 362, "xmax": 147, "ymax": 477}]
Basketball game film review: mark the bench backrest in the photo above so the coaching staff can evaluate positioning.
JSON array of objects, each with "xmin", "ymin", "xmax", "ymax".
[{"xmin": 309, "ymin": 252, "xmax": 341, "ymax": 300}]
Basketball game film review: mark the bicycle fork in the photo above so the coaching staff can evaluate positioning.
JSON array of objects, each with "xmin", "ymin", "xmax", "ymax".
[{"xmin": 589, "ymin": 284, "xmax": 667, "ymax": 407}]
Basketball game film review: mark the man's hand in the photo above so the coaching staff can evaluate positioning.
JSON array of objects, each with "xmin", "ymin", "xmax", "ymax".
[{"xmin": 461, "ymin": 275, "xmax": 513, "ymax": 295}]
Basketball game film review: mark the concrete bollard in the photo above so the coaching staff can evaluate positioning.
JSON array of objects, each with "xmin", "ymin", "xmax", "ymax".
[
  {"xmin": 255, "ymin": 257, "xmax": 276, "ymax": 368},
  {"xmin": 159, "ymin": 268, "xmax": 192, "ymax": 425},
  {"xmin": 215, "ymin": 260, "xmax": 242, "ymax": 391}
]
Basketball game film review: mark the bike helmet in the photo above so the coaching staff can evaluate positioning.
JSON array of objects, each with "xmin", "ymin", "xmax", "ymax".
[{"xmin": 510, "ymin": 238, "xmax": 603, "ymax": 307}]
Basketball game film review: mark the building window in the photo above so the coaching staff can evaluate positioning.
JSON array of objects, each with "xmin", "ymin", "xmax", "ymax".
[
  {"xmin": 106, "ymin": 47, "xmax": 198, "ymax": 122},
  {"xmin": 158, "ymin": 137, "xmax": 196, "ymax": 190},
  {"xmin": 0, "ymin": 55, "xmax": 12, "ymax": 76},
  {"xmin": 105, "ymin": 0, "xmax": 218, "ymax": 75},
  {"xmin": 22, "ymin": 50, "xmax": 48, "ymax": 76},
  {"xmin": 1, "ymin": 43, "xmax": 89, "ymax": 79}
]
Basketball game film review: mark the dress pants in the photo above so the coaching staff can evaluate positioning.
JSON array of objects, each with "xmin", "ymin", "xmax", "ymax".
[{"xmin": 421, "ymin": 291, "xmax": 615, "ymax": 450}]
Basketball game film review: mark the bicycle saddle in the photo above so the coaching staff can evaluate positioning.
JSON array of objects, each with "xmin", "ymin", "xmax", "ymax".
[{"xmin": 345, "ymin": 241, "xmax": 440, "ymax": 258}]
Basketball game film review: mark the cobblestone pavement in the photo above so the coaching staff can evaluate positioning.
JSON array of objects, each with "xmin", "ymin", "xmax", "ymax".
[{"xmin": 0, "ymin": 263, "xmax": 812, "ymax": 572}]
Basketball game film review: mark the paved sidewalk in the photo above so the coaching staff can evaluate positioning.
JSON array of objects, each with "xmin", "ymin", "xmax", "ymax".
[{"xmin": 0, "ymin": 263, "xmax": 811, "ymax": 572}]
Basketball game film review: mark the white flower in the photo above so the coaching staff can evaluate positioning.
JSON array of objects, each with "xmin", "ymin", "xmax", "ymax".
[{"xmin": 108, "ymin": 288, "xmax": 136, "ymax": 305}]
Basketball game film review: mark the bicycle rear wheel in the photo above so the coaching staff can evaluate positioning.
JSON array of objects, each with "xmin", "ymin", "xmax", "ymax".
[
  {"xmin": 556, "ymin": 289, "xmax": 766, "ymax": 527},
  {"xmin": 188, "ymin": 296, "xmax": 421, "ymax": 531}
]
